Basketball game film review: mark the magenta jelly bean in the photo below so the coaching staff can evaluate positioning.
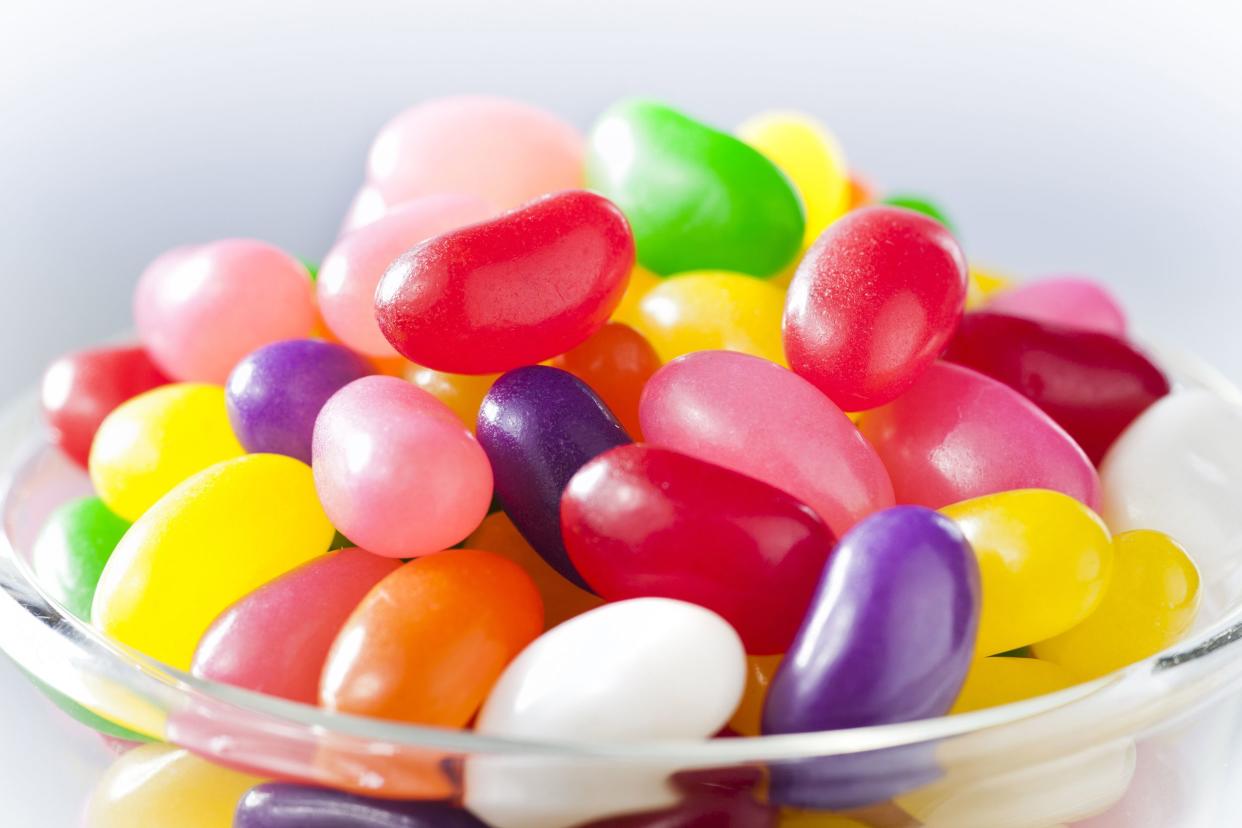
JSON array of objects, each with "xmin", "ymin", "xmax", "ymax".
[
  {"xmin": 985, "ymin": 275, "xmax": 1127, "ymax": 336},
  {"xmin": 858, "ymin": 362, "xmax": 1101, "ymax": 509}
]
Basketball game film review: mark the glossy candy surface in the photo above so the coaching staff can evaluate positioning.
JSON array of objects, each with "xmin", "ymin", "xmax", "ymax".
[
  {"xmin": 89, "ymin": 383, "xmax": 245, "ymax": 521},
  {"xmin": 375, "ymin": 190, "xmax": 634, "ymax": 373},
  {"xmin": 942, "ymin": 489, "xmax": 1114, "ymax": 656},
  {"xmin": 633, "ymin": 272, "xmax": 787, "ymax": 366},
  {"xmin": 730, "ymin": 654, "xmax": 783, "ymax": 736},
  {"xmin": 134, "ymin": 240, "xmax": 317, "ymax": 383},
  {"xmin": 762, "ymin": 507, "xmax": 979, "ymax": 734},
  {"xmin": 858, "ymin": 362, "xmax": 1101, "ymax": 510},
  {"xmin": 586, "ymin": 99, "xmax": 805, "ymax": 277},
  {"xmin": 1033, "ymin": 530, "xmax": 1199, "ymax": 678},
  {"xmin": 40, "ymin": 345, "xmax": 169, "ymax": 467},
  {"xmin": 477, "ymin": 366, "xmax": 631, "ymax": 587},
  {"xmin": 320, "ymin": 549, "xmax": 543, "ymax": 727},
  {"xmin": 318, "ymin": 194, "xmax": 493, "ymax": 357},
  {"xmin": 783, "ymin": 205, "xmax": 969, "ymax": 410},
  {"xmin": 31, "ymin": 496, "xmax": 129, "ymax": 620},
  {"xmin": 92, "ymin": 454, "xmax": 334, "ymax": 669},
  {"xmin": 950, "ymin": 657, "xmax": 1078, "ymax": 714},
  {"xmin": 611, "ymin": 264, "xmax": 662, "ymax": 329},
  {"xmin": 367, "ymin": 95, "xmax": 584, "ymax": 210},
  {"xmin": 339, "ymin": 183, "xmax": 391, "ymax": 236},
  {"xmin": 549, "ymin": 322, "xmax": 661, "ymax": 438},
  {"xmin": 192, "ymin": 549, "xmax": 401, "ymax": 704},
  {"xmin": 640, "ymin": 350, "xmax": 893, "ymax": 538},
  {"xmin": 236, "ymin": 783, "xmax": 488, "ymax": 828},
  {"xmin": 563, "ymin": 445, "xmax": 835, "ymax": 653},
  {"xmin": 943, "ymin": 312, "xmax": 1170, "ymax": 463},
  {"xmin": 226, "ymin": 339, "xmax": 374, "ymax": 464},
  {"xmin": 881, "ymin": 194, "xmax": 954, "ymax": 230},
  {"xmin": 312, "ymin": 376, "xmax": 493, "ymax": 558},
  {"xmin": 405, "ymin": 366, "xmax": 499, "ymax": 433},
  {"xmin": 985, "ymin": 275, "xmax": 1127, "ymax": 336}
]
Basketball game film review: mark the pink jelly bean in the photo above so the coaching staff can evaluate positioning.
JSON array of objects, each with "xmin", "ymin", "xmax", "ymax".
[
  {"xmin": 191, "ymin": 548, "xmax": 401, "ymax": 705},
  {"xmin": 366, "ymin": 96, "xmax": 584, "ymax": 211},
  {"xmin": 858, "ymin": 362, "xmax": 1101, "ymax": 509},
  {"xmin": 985, "ymin": 275, "xmax": 1127, "ymax": 336},
  {"xmin": 134, "ymin": 239, "xmax": 317, "ymax": 383},
  {"xmin": 338, "ymin": 184, "xmax": 392, "ymax": 237},
  {"xmin": 312, "ymin": 376, "xmax": 493, "ymax": 558},
  {"xmin": 318, "ymin": 195, "xmax": 493, "ymax": 357},
  {"xmin": 639, "ymin": 350, "xmax": 894, "ymax": 538}
]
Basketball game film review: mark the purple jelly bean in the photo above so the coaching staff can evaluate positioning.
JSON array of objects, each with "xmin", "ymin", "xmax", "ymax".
[
  {"xmin": 762, "ymin": 506, "xmax": 980, "ymax": 734},
  {"xmin": 234, "ymin": 783, "xmax": 487, "ymax": 827},
  {"xmin": 477, "ymin": 365, "xmax": 631, "ymax": 588},
  {"xmin": 225, "ymin": 339, "xmax": 373, "ymax": 463}
]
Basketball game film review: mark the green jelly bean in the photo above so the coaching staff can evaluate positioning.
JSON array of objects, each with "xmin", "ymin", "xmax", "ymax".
[
  {"xmin": 586, "ymin": 99, "xmax": 805, "ymax": 278},
  {"xmin": 32, "ymin": 496, "xmax": 129, "ymax": 620},
  {"xmin": 20, "ymin": 668, "xmax": 153, "ymax": 743},
  {"xmin": 882, "ymin": 193, "xmax": 955, "ymax": 232}
]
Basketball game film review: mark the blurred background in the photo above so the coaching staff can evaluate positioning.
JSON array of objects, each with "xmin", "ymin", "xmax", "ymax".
[{"xmin": 2, "ymin": 0, "xmax": 1240, "ymax": 821}]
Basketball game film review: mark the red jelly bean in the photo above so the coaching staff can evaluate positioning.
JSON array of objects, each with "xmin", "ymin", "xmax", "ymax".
[
  {"xmin": 549, "ymin": 322, "xmax": 661, "ymax": 438},
  {"xmin": 783, "ymin": 205, "xmax": 968, "ymax": 410},
  {"xmin": 40, "ymin": 345, "xmax": 170, "ymax": 467},
  {"xmin": 375, "ymin": 190, "xmax": 634, "ymax": 374},
  {"xmin": 943, "ymin": 312, "xmax": 1171, "ymax": 464},
  {"xmin": 562, "ymin": 445, "xmax": 835, "ymax": 654}
]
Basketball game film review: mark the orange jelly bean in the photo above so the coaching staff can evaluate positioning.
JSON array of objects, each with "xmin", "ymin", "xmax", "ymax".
[
  {"xmin": 549, "ymin": 322, "xmax": 660, "ymax": 437},
  {"xmin": 729, "ymin": 653, "xmax": 783, "ymax": 736},
  {"xmin": 319, "ymin": 549, "xmax": 543, "ymax": 727},
  {"xmin": 406, "ymin": 365, "xmax": 500, "ymax": 432}
]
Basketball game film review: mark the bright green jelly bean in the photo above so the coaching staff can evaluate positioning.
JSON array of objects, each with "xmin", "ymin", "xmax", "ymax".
[
  {"xmin": 32, "ymin": 496, "xmax": 129, "ymax": 620},
  {"xmin": 882, "ymin": 193, "xmax": 955, "ymax": 232}
]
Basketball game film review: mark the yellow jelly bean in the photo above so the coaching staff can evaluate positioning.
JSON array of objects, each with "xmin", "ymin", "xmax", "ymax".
[
  {"xmin": 1032, "ymin": 530, "xmax": 1200, "ymax": 678},
  {"xmin": 89, "ymin": 383, "xmax": 244, "ymax": 521},
  {"xmin": 737, "ymin": 111, "xmax": 851, "ymax": 245},
  {"xmin": 406, "ymin": 365, "xmax": 499, "ymax": 432},
  {"xmin": 612, "ymin": 263, "xmax": 662, "ymax": 328},
  {"xmin": 84, "ymin": 743, "xmax": 264, "ymax": 828},
  {"xmin": 966, "ymin": 266, "xmax": 1012, "ymax": 309},
  {"xmin": 92, "ymin": 454, "xmax": 334, "ymax": 669},
  {"xmin": 779, "ymin": 810, "xmax": 869, "ymax": 827},
  {"xmin": 633, "ymin": 271, "xmax": 786, "ymax": 366},
  {"xmin": 941, "ymin": 489, "xmax": 1113, "ymax": 657},
  {"xmin": 950, "ymin": 656, "xmax": 1079, "ymax": 714},
  {"xmin": 729, "ymin": 653, "xmax": 782, "ymax": 736}
]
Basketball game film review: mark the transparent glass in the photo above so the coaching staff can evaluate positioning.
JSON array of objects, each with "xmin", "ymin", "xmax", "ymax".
[{"xmin": 2, "ymin": 343, "xmax": 1242, "ymax": 827}]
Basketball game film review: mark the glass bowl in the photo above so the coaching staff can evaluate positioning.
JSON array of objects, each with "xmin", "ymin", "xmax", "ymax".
[{"xmin": 3, "ymin": 343, "xmax": 1242, "ymax": 828}]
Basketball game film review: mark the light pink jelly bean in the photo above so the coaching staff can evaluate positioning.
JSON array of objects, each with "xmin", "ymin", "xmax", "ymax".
[
  {"xmin": 985, "ymin": 275, "xmax": 1127, "ymax": 336},
  {"xmin": 134, "ymin": 239, "xmax": 317, "ymax": 383},
  {"xmin": 318, "ymin": 194, "xmax": 493, "ymax": 357},
  {"xmin": 858, "ymin": 361, "xmax": 1101, "ymax": 509},
  {"xmin": 337, "ymin": 183, "xmax": 391, "ymax": 236},
  {"xmin": 639, "ymin": 350, "xmax": 894, "ymax": 537},
  {"xmin": 366, "ymin": 96, "xmax": 584, "ymax": 211},
  {"xmin": 312, "ymin": 376, "xmax": 493, "ymax": 558}
]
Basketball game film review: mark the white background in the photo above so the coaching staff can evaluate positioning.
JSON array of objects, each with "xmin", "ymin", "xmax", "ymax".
[{"xmin": 2, "ymin": 0, "xmax": 1242, "ymax": 823}]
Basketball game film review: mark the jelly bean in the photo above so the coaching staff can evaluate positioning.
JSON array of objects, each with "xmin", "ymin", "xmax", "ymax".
[
  {"xmin": 89, "ymin": 383, "xmax": 245, "ymax": 521},
  {"xmin": 783, "ymin": 205, "xmax": 968, "ymax": 410},
  {"xmin": 550, "ymin": 322, "xmax": 660, "ymax": 437},
  {"xmin": 375, "ymin": 190, "xmax": 634, "ymax": 373},
  {"xmin": 762, "ymin": 507, "xmax": 979, "ymax": 733},
  {"xmin": 858, "ymin": 362, "xmax": 1101, "ymax": 510},
  {"xmin": 477, "ymin": 366, "xmax": 631, "ymax": 587},
  {"xmin": 225, "ymin": 339, "xmax": 374, "ymax": 464},
  {"xmin": 318, "ymin": 194, "xmax": 493, "ymax": 358},
  {"xmin": 40, "ymin": 344, "xmax": 169, "ymax": 467},
  {"xmin": 406, "ymin": 365, "xmax": 499, "ymax": 432},
  {"xmin": 236, "ymin": 783, "xmax": 488, "ymax": 828},
  {"xmin": 737, "ymin": 110, "xmax": 850, "ymax": 245},
  {"xmin": 191, "ymin": 548, "xmax": 401, "ymax": 704},
  {"xmin": 1099, "ymin": 390, "xmax": 1242, "ymax": 581},
  {"xmin": 466, "ymin": 511, "xmax": 604, "ymax": 629},
  {"xmin": 941, "ymin": 489, "xmax": 1113, "ymax": 656},
  {"xmin": 949, "ymin": 657, "xmax": 1078, "ymax": 714},
  {"xmin": 881, "ymin": 193, "xmax": 955, "ymax": 231},
  {"xmin": 968, "ymin": 266, "xmax": 1012, "ymax": 301},
  {"xmin": 1032, "ymin": 530, "xmax": 1199, "ymax": 678},
  {"xmin": 312, "ymin": 376, "xmax": 493, "ymax": 558},
  {"xmin": 943, "ymin": 312, "xmax": 1170, "ymax": 463},
  {"xmin": 729, "ymin": 654, "xmax": 782, "ymax": 737},
  {"xmin": 586, "ymin": 99, "xmax": 805, "ymax": 277},
  {"xmin": 367, "ymin": 95, "xmax": 583, "ymax": 210},
  {"xmin": 31, "ymin": 496, "xmax": 129, "ymax": 620},
  {"xmin": 845, "ymin": 174, "xmax": 874, "ymax": 211},
  {"xmin": 92, "ymin": 454, "xmax": 334, "ymax": 669},
  {"xmin": 584, "ymin": 792, "xmax": 776, "ymax": 828},
  {"xmin": 134, "ymin": 239, "xmax": 317, "ymax": 383},
  {"xmin": 611, "ymin": 264, "xmax": 662, "ymax": 329},
  {"xmin": 640, "ymin": 350, "xmax": 893, "ymax": 538},
  {"xmin": 83, "ymin": 744, "xmax": 265, "ymax": 828},
  {"xmin": 339, "ymin": 183, "xmax": 391, "ymax": 236},
  {"xmin": 632, "ymin": 271, "xmax": 787, "ymax": 366},
  {"xmin": 985, "ymin": 275, "xmax": 1127, "ymax": 336},
  {"xmin": 563, "ymin": 444, "xmax": 835, "ymax": 653},
  {"xmin": 26, "ymin": 670, "xmax": 150, "ymax": 742},
  {"xmin": 320, "ymin": 549, "xmax": 542, "ymax": 726},
  {"xmin": 465, "ymin": 598, "xmax": 746, "ymax": 828}
]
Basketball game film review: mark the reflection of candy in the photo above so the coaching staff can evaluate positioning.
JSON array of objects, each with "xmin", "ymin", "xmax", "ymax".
[{"xmin": 236, "ymin": 783, "xmax": 488, "ymax": 827}]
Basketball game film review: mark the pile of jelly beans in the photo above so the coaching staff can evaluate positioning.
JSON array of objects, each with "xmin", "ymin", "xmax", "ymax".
[{"xmin": 31, "ymin": 94, "xmax": 1232, "ymax": 828}]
